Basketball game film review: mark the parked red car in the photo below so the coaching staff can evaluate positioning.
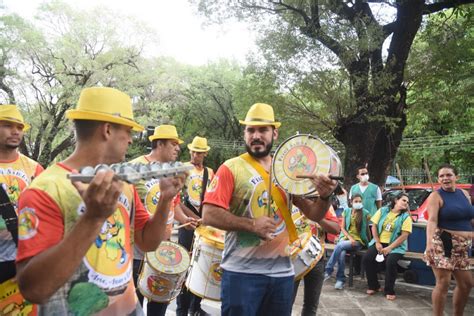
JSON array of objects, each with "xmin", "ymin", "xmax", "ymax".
[{"xmin": 382, "ymin": 183, "xmax": 472, "ymax": 222}]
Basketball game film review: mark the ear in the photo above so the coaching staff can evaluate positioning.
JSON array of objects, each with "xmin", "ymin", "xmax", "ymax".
[
  {"xmin": 273, "ymin": 128, "xmax": 279, "ymax": 141},
  {"xmin": 101, "ymin": 123, "xmax": 114, "ymax": 140}
]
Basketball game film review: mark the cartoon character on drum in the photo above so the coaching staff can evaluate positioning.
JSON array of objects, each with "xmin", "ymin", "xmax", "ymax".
[
  {"xmin": 288, "ymin": 148, "xmax": 312, "ymax": 175},
  {"xmin": 147, "ymin": 276, "xmax": 172, "ymax": 297},
  {"xmin": 138, "ymin": 241, "xmax": 190, "ymax": 303},
  {"xmin": 186, "ymin": 225, "xmax": 225, "ymax": 301},
  {"xmin": 209, "ymin": 262, "xmax": 223, "ymax": 284}
]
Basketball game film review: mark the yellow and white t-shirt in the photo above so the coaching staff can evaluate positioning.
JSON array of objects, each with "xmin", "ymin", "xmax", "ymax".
[
  {"xmin": 0, "ymin": 153, "xmax": 43, "ymax": 262},
  {"xmin": 184, "ymin": 165, "xmax": 214, "ymax": 210},
  {"xmin": 203, "ymin": 156, "xmax": 292, "ymax": 277},
  {"xmin": 371, "ymin": 210, "xmax": 412, "ymax": 244},
  {"xmin": 16, "ymin": 163, "xmax": 150, "ymax": 315}
]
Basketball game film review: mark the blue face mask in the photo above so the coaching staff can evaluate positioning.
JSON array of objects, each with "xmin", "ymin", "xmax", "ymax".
[{"xmin": 352, "ymin": 202, "xmax": 363, "ymax": 210}]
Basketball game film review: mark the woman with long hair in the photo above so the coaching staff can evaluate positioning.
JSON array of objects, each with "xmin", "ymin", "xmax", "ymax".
[
  {"xmin": 424, "ymin": 164, "xmax": 473, "ymax": 316},
  {"xmin": 324, "ymin": 194, "xmax": 370, "ymax": 289},
  {"xmin": 363, "ymin": 192, "xmax": 412, "ymax": 300}
]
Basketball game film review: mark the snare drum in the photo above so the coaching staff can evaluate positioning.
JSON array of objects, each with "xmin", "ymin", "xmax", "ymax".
[
  {"xmin": 290, "ymin": 207, "xmax": 324, "ymax": 280},
  {"xmin": 273, "ymin": 134, "xmax": 342, "ymax": 196},
  {"xmin": 138, "ymin": 241, "xmax": 190, "ymax": 303},
  {"xmin": 185, "ymin": 225, "xmax": 225, "ymax": 301}
]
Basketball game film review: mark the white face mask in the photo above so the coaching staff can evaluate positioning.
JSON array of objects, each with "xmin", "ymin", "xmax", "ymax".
[
  {"xmin": 352, "ymin": 202, "xmax": 363, "ymax": 210},
  {"xmin": 360, "ymin": 174, "xmax": 369, "ymax": 183}
]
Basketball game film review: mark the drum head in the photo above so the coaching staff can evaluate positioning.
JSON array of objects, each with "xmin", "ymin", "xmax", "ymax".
[
  {"xmin": 146, "ymin": 241, "xmax": 190, "ymax": 274},
  {"xmin": 195, "ymin": 225, "xmax": 225, "ymax": 249},
  {"xmin": 273, "ymin": 134, "xmax": 341, "ymax": 195}
]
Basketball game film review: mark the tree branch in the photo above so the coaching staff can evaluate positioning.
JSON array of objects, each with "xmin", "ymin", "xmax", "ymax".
[{"xmin": 423, "ymin": 0, "xmax": 474, "ymax": 15}]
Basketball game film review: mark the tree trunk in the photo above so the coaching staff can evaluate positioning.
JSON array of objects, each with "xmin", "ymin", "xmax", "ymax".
[{"xmin": 336, "ymin": 122, "xmax": 381, "ymax": 188}]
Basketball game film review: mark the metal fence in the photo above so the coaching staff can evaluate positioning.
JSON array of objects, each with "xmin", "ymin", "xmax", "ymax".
[
  {"xmin": 389, "ymin": 167, "xmax": 473, "ymax": 185},
  {"xmin": 205, "ymin": 137, "xmax": 473, "ymax": 184}
]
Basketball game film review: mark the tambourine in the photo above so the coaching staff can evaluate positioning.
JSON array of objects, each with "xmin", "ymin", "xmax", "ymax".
[
  {"xmin": 68, "ymin": 161, "xmax": 193, "ymax": 184},
  {"xmin": 272, "ymin": 134, "xmax": 342, "ymax": 196}
]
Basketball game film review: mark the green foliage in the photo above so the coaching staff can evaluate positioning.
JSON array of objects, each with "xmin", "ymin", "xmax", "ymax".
[
  {"xmin": 0, "ymin": 1, "xmax": 157, "ymax": 166},
  {"xmin": 402, "ymin": 7, "xmax": 474, "ymax": 172}
]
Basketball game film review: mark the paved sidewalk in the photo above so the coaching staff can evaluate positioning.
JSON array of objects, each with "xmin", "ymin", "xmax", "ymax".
[
  {"xmin": 162, "ymin": 274, "xmax": 474, "ymax": 316},
  {"xmin": 292, "ymin": 274, "xmax": 474, "ymax": 315}
]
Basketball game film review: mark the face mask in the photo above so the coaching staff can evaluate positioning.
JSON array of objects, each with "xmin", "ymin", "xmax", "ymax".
[
  {"xmin": 352, "ymin": 202, "xmax": 363, "ymax": 210},
  {"xmin": 360, "ymin": 174, "xmax": 369, "ymax": 182}
]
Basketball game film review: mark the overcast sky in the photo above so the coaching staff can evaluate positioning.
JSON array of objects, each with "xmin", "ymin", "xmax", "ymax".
[{"xmin": 2, "ymin": 0, "xmax": 257, "ymax": 65}]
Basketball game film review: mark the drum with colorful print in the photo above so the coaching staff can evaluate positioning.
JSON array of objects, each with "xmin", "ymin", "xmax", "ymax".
[
  {"xmin": 185, "ymin": 225, "xmax": 225, "ymax": 301},
  {"xmin": 272, "ymin": 134, "xmax": 342, "ymax": 196},
  {"xmin": 138, "ymin": 241, "xmax": 190, "ymax": 303},
  {"xmin": 289, "ymin": 207, "xmax": 324, "ymax": 281}
]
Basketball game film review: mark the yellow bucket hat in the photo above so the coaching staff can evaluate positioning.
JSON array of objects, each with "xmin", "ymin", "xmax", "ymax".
[
  {"xmin": 0, "ymin": 105, "xmax": 30, "ymax": 131},
  {"xmin": 148, "ymin": 125, "xmax": 184, "ymax": 144},
  {"xmin": 65, "ymin": 87, "xmax": 144, "ymax": 132},
  {"xmin": 187, "ymin": 136, "xmax": 210, "ymax": 152},
  {"xmin": 239, "ymin": 103, "xmax": 281, "ymax": 128}
]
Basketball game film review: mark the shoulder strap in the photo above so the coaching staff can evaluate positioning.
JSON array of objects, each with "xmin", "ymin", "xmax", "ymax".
[
  {"xmin": 198, "ymin": 167, "xmax": 209, "ymax": 215},
  {"xmin": 0, "ymin": 185, "xmax": 18, "ymax": 246},
  {"xmin": 240, "ymin": 153, "xmax": 298, "ymax": 243}
]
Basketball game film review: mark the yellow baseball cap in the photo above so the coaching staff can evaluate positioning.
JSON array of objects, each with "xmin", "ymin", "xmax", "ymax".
[
  {"xmin": 65, "ymin": 87, "xmax": 144, "ymax": 132},
  {"xmin": 0, "ymin": 105, "xmax": 30, "ymax": 131},
  {"xmin": 148, "ymin": 125, "xmax": 183, "ymax": 144},
  {"xmin": 187, "ymin": 136, "xmax": 210, "ymax": 152},
  {"xmin": 239, "ymin": 103, "xmax": 281, "ymax": 128}
]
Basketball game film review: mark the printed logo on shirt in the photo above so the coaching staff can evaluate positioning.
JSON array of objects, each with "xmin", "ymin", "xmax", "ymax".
[
  {"xmin": 207, "ymin": 175, "xmax": 219, "ymax": 193},
  {"xmin": 249, "ymin": 179, "xmax": 285, "ymax": 235},
  {"xmin": 0, "ymin": 170, "xmax": 30, "ymax": 206},
  {"xmin": 144, "ymin": 178, "xmax": 161, "ymax": 214},
  {"xmin": 187, "ymin": 174, "xmax": 203, "ymax": 207},
  {"xmin": 82, "ymin": 194, "xmax": 132, "ymax": 294},
  {"xmin": 18, "ymin": 207, "xmax": 39, "ymax": 240}
]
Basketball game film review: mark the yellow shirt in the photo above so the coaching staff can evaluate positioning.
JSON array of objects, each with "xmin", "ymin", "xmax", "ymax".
[
  {"xmin": 371, "ymin": 210, "xmax": 412, "ymax": 244},
  {"xmin": 347, "ymin": 214, "xmax": 362, "ymax": 243}
]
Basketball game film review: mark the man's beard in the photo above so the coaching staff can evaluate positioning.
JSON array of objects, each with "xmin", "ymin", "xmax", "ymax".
[
  {"xmin": 4, "ymin": 143, "xmax": 20, "ymax": 150},
  {"xmin": 246, "ymin": 139, "xmax": 273, "ymax": 158}
]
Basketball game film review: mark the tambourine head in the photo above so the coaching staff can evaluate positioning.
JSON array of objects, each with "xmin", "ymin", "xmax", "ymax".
[{"xmin": 272, "ymin": 134, "xmax": 342, "ymax": 196}]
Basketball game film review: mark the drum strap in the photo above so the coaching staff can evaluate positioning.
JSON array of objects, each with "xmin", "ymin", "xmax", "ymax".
[
  {"xmin": 0, "ymin": 185, "xmax": 18, "ymax": 246},
  {"xmin": 198, "ymin": 167, "xmax": 209, "ymax": 216},
  {"xmin": 240, "ymin": 153, "xmax": 298, "ymax": 243}
]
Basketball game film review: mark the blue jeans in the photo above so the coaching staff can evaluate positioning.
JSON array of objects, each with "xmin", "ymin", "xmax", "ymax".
[
  {"xmin": 325, "ymin": 240, "xmax": 361, "ymax": 282},
  {"xmin": 221, "ymin": 270, "xmax": 294, "ymax": 316}
]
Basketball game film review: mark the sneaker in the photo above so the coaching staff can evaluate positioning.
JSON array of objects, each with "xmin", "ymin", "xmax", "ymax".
[
  {"xmin": 334, "ymin": 280, "xmax": 344, "ymax": 290},
  {"xmin": 323, "ymin": 273, "xmax": 331, "ymax": 281}
]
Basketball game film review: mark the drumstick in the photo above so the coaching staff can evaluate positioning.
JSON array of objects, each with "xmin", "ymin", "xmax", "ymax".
[
  {"xmin": 296, "ymin": 175, "xmax": 344, "ymax": 181},
  {"xmin": 267, "ymin": 162, "xmax": 273, "ymax": 217},
  {"xmin": 174, "ymin": 219, "xmax": 202, "ymax": 230},
  {"xmin": 293, "ymin": 214, "xmax": 305, "ymax": 223}
]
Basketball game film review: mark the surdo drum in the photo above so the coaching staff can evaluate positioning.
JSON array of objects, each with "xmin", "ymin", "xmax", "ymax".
[
  {"xmin": 289, "ymin": 207, "xmax": 324, "ymax": 280},
  {"xmin": 138, "ymin": 241, "xmax": 190, "ymax": 303},
  {"xmin": 185, "ymin": 225, "xmax": 225, "ymax": 301}
]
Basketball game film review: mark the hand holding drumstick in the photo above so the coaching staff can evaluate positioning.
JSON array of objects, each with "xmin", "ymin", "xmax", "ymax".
[{"xmin": 296, "ymin": 174, "xmax": 340, "ymax": 199}]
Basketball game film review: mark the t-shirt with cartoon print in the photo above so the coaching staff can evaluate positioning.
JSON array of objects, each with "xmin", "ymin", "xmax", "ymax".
[
  {"xmin": 16, "ymin": 163, "xmax": 149, "ymax": 315},
  {"xmin": 203, "ymin": 156, "xmax": 293, "ymax": 277}
]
